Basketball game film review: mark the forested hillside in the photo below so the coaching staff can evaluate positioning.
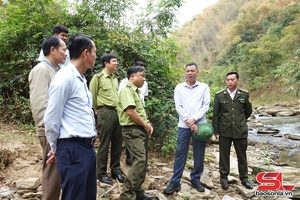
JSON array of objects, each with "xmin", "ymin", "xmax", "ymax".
[
  {"xmin": 0, "ymin": 0, "xmax": 299, "ymax": 156},
  {"xmin": 173, "ymin": 0, "xmax": 300, "ymax": 104}
]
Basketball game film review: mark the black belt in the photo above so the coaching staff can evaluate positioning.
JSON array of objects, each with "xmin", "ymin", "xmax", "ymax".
[
  {"xmin": 60, "ymin": 137, "xmax": 96, "ymax": 146},
  {"xmin": 97, "ymin": 105, "xmax": 116, "ymax": 110}
]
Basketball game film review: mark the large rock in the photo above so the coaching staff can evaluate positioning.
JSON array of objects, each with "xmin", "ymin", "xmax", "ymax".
[{"xmin": 15, "ymin": 177, "xmax": 41, "ymax": 190}]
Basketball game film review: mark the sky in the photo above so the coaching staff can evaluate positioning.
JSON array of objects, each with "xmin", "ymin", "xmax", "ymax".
[{"xmin": 175, "ymin": 0, "xmax": 219, "ymax": 26}]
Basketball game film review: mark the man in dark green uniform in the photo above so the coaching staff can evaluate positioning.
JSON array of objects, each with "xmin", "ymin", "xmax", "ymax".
[
  {"xmin": 89, "ymin": 53, "xmax": 126, "ymax": 184},
  {"xmin": 212, "ymin": 71, "xmax": 253, "ymax": 190},
  {"xmin": 117, "ymin": 66, "xmax": 155, "ymax": 200}
]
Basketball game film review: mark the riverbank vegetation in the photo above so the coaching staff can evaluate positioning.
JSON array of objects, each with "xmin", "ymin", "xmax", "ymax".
[{"xmin": 0, "ymin": 0, "xmax": 299, "ymax": 156}]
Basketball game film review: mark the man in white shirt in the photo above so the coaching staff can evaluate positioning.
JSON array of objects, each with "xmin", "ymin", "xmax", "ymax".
[{"xmin": 164, "ymin": 63, "xmax": 210, "ymax": 195}]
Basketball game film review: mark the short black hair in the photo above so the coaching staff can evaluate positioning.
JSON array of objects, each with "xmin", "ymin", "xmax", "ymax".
[
  {"xmin": 133, "ymin": 61, "xmax": 146, "ymax": 68},
  {"xmin": 67, "ymin": 34, "xmax": 93, "ymax": 59},
  {"xmin": 41, "ymin": 36, "xmax": 61, "ymax": 56},
  {"xmin": 185, "ymin": 62, "xmax": 198, "ymax": 70},
  {"xmin": 52, "ymin": 25, "xmax": 68, "ymax": 34},
  {"xmin": 100, "ymin": 53, "xmax": 117, "ymax": 68},
  {"xmin": 127, "ymin": 66, "xmax": 145, "ymax": 79},
  {"xmin": 226, "ymin": 71, "xmax": 239, "ymax": 79}
]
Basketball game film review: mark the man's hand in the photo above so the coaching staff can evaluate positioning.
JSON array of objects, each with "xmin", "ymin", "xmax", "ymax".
[
  {"xmin": 214, "ymin": 133, "xmax": 219, "ymax": 140},
  {"xmin": 144, "ymin": 123, "xmax": 154, "ymax": 135},
  {"xmin": 191, "ymin": 124, "xmax": 198, "ymax": 134},
  {"xmin": 185, "ymin": 117, "xmax": 195, "ymax": 127},
  {"xmin": 46, "ymin": 150, "xmax": 56, "ymax": 164}
]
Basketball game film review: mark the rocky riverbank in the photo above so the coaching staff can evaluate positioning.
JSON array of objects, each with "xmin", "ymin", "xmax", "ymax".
[
  {"xmin": 1, "ymin": 100, "xmax": 300, "ymax": 199},
  {"xmin": 2, "ymin": 141, "xmax": 298, "ymax": 200}
]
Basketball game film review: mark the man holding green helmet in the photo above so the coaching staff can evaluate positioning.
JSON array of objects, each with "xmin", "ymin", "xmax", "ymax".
[{"xmin": 164, "ymin": 63, "xmax": 210, "ymax": 195}]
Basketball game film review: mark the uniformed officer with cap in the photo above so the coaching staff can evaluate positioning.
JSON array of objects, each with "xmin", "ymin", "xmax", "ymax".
[
  {"xmin": 212, "ymin": 71, "xmax": 253, "ymax": 190},
  {"xmin": 117, "ymin": 65, "xmax": 155, "ymax": 200},
  {"xmin": 89, "ymin": 53, "xmax": 126, "ymax": 185}
]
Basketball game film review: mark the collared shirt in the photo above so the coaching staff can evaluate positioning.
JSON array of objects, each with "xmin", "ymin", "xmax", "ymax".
[
  {"xmin": 227, "ymin": 88, "xmax": 237, "ymax": 100},
  {"xmin": 174, "ymin": 81, "xmax": 210, "ymax": 128},
  {"xmin": 89, "ymin": 69, "xmax": 118, "ymax": 111},
  {"xmin": 44, "ymin": 63, "xmax": 96, "ymax": 153},
  {"xmin": 28, "ymin": 58, "xmax": 60, "ymax": 136},
  {"xmin": 117, "ymin": 82, "xmax": 148, "ymax": 126},
  {"xmin": 119, "ymin": 77, "xmax": 148, "ymax": 106},
  {"xmin": 37, "ymin": 49, "xmax": 70, "ymax": 68}
]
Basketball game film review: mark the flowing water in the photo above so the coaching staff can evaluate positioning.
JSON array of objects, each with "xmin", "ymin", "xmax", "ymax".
[{"xmin": 248, "ymin": 115, "xmax": 300, "ymax": 167}]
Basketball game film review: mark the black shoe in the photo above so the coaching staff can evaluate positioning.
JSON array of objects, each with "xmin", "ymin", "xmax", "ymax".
[
  {"xmin": 99, "ymin": 175, "xmax": 113, "ymax": 185},
  {"xmin": 126, "ymin": 157, "xmax": 132, "ymax": 165},
  {"xmin": 221, "ymin": 182, "xmax": 229, "ymax": 190},
  {"xmin": 112, "ymin": 172, "xmax": 126, "ymax": 183},
  {"xmin": 163, "ymin": 182, "xmax": 181, "ymax": 195},
  {"xmin": 242, "ymin": 180, "xmax": 253, "ymax": 189},
  {"xmin": 136, "ymin": 193, "xmax": 155, "ymax": 200},
  {"xmin": 191, "ymin": 181, "xmax": 205, "ymax": 192}
]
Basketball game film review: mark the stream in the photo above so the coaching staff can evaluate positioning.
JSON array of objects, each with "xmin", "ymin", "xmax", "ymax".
[{"xmin": 248, "ymin": 115, "xmax": 300, "ymax": 167}]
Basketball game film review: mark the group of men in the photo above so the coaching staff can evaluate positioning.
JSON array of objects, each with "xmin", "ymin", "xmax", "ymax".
[
  {"xmin": 29, "ymin": 25, "xmax": 154, "ymax": 200},
  {"xmin": 29, "ymin": 25, "xmax": 254, "ymax": 200}
]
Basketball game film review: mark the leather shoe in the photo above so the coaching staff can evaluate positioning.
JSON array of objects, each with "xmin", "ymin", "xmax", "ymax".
[
  {"xmin": 163, "ymin": 182, "xmax": 181, "ymax": 195},
  {"xmin": 112, "ymin": 172, "xmax": 126, "ymax": 183},
  {"xmin": 242, "ymin": 180, "xmax": 253, "ymax": 189},
  {"xmin": 136, "ymin": 193, "xmax": 155, "ymax": 200},
  {"xmin": 99, "ymin": 175, "xmax": 113, "ymax": 185},
  {"xmin": 221, "ymin": 182, "xmax": 229, "ymax": 190},
  {"xmin": 191, "ymin": 181, "xmax": 205, "ymax": 192}
]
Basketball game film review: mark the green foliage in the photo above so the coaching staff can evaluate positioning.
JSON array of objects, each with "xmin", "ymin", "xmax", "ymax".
[
  {"xmin": 0, "ymin": 0, "xmax": 67, "ymax": 124},
  {"xmin": 0, "ymin": 0, "xmax": 185, "ymax": 156},
  {"xmin": 276, "ymin": 51, "xmax": 300, "ymax": 96}
]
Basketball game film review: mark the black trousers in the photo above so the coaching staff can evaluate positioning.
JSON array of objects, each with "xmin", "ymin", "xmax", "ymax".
[{"xmin": 219, "ymin": 136, "xmax": 248, "ymax": 183}]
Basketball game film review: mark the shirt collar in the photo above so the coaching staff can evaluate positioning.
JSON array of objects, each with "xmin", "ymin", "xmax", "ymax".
[
  {"xmin": 183, "ymin": 81, "xmax": 200, "ymax": 88},
  {"xmin": 226, "ymin": 88, "xmax": 237, "ymax": 98},
  {"xmin": 102, "ymin": 69, "xmax": 115, "ymax": 78},
  {"xmin": 44, "ymin": 58, "xmax": 60, "ymax": 72},
  {"xmin": 127, "ymin": 81, "xmax": 139, "ymax": 92}
]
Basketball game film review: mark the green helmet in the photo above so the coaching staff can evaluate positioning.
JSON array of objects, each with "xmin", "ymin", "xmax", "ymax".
[{"xmin": 192, "ymin": 123, "xmax": 214, "ymax": 141}]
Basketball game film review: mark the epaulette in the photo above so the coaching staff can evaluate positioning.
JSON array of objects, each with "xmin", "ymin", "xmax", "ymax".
[
  {"xmin": 96, "ymin": 71, "xmax": 104, "ymax": 77},
  {"xmin": 216, "ymin": 89, "xmax": 225, "ymax": 95},
  {"xmin": 239, "ymin": 88, "xmax": 249, "ymax": 93}
]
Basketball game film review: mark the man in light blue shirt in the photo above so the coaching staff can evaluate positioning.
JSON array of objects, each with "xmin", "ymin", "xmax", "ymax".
[
  {"xmin": 44, "ymin": 34, "xmax": 97, "ymax": 200},
  {"xmin": 164, "ymin": 62, "xmax": 210, "ymax": 195}
]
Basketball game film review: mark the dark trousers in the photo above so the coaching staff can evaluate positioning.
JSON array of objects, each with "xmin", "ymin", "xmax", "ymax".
[
  {"xmin": 38, "ymin": 136, "xmax": 61, "ymax": 200},
  {"xmin": 120, "ymin": 126, "xmax": 148, "ymax": 200},
  {"xmin": 170, "ymin": 128, "xmax": 206, "ymax": 184},
  {"xmin": 97, "ymin": 108, "xmax": 122, "ymax": 177},
  {"xmin": 56, "ymin": 140, "xmax": 97, "ymax": 200},
  {"xmin": 219, "ymin": 136, "xmax": 248, "ymax": 182}
]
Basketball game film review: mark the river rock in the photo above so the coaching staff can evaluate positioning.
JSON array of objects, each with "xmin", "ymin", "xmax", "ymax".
[
  {"xmin": 15, "ymin": 177, "xmax": 41, "ymax": 190},
  {"xmin": 284, "ymin": 134, "xmax": 300, "ymax": 140},
  {"xmin": 276, "ymin": 110, "xmax": 296, "ymax": 116}
]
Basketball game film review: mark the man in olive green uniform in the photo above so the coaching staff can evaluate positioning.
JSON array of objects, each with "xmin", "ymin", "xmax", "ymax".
[
  {"xmin": 117, "ymin": 66, "xmax": 155, "ymax": 200},
  {"xmin": 89, "ymin": 53, "xmax": 126, "ymax": 184},
  {"xmin": 212, "ymin": 71, "xmax": 253, "ymax": 190}
]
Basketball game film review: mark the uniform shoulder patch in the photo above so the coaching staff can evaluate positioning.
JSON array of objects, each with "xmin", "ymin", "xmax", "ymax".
[
  {"xmin": 96, "ymin": 71, "xmax": 103, "ymax": 77},
  {"xmin": 239, "ymin": 88, "xmax": 249, "ymax": 93},
  {"xmin": 216, "ymin": 89, "xmax": 225, "ymax": 95}
]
